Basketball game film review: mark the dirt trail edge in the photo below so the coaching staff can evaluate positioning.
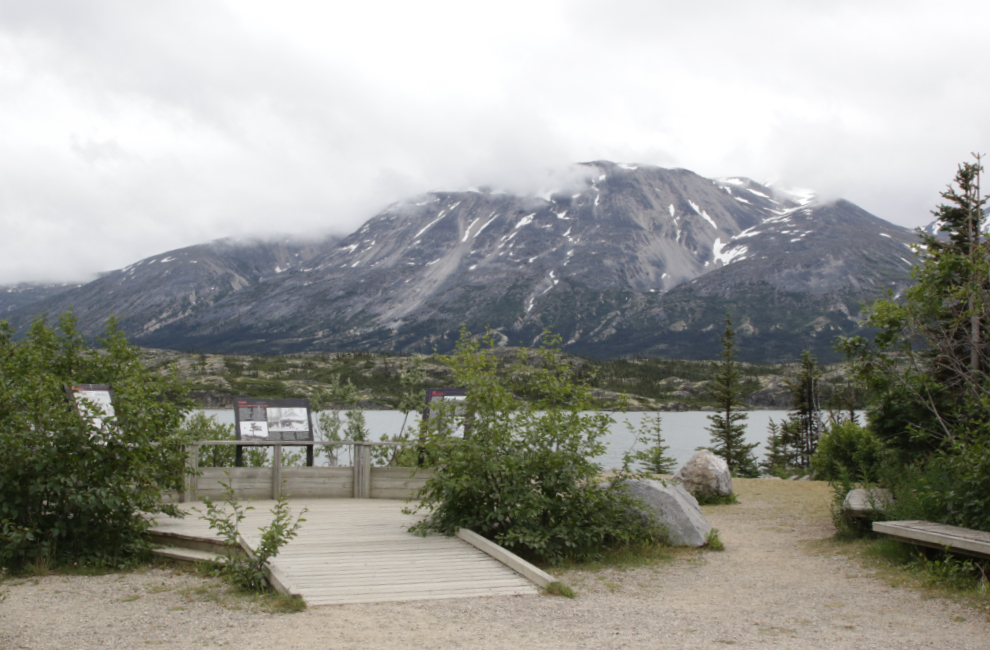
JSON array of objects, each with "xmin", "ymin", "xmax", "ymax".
[{"xmin": 2, "ymin": 479, "xmax": 987, "ymax": 649}]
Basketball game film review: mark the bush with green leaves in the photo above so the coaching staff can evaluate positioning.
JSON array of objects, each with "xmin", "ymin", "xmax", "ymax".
[
  {"xmin": 409, "ymin": 329, "xmax": 665, "ymax": 564},
  {"xmin": 0, "ymin": 313, "xmax": 193, "ymax": 570},
  {"xmin": 884, "ymin": 436, "xmax": 990, "ymax": 532},
  {"xmin": 198, "ymin": 478, "xmax": 306, "ymax": 592},
  {"xmin": 811, "ymin": 420, "xmax": 886, "ymax": 483}
]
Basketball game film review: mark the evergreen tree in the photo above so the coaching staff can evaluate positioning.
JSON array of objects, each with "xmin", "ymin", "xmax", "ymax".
[
  {"xmin": 706, "ymin": 314, "xmax": 760, "ymax": 477},
  {"xmin": 623, "ymin": 413, "xmax": 677, "ymax": 475},
  {"xmin": 919, "ymin": 154, "xmax": 989, "ymax": 401},
  {"xmin": 759, "ymin": 419, "xmax": 791, "ymax": 477},
  {"xmin": 836, "ymin": 156, "xmax": 990, "ymax": 532},
  {"xmin": 782, "ymin": 351, "xmax": 823, "ymax": 469}
]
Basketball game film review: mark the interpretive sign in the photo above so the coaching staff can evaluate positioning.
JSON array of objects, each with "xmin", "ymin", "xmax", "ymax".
[
  {"xmin": 423, "ymin": 388, "xmax": 468, "ymax": 438},
  {"xmin": 65, "ymin": 384, "xmax": 115, "ymax": 431},
  {"xmin": 234, "ymin": 397, "xmax": 314, "ymax": 442}
]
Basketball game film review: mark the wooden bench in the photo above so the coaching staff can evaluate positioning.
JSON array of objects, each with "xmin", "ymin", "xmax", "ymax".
[{"xmin": 873, "ymin": 520, "xmax": 990, "ymax": 560}]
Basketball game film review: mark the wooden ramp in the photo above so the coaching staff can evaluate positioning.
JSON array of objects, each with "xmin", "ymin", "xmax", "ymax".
[{"xmin": 149, "ymin": 499, "xmax": 541, "ymax": 606}]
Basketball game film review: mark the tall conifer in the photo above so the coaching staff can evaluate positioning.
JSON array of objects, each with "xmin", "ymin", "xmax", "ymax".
[{"xmin": 706, "ymin": 314, "xmax": 760, "ymax": 477}]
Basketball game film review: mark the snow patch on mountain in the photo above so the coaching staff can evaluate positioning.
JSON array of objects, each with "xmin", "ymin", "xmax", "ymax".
[{"xmin": 712, "ymin": 238, "xmax": 748, "ymax": 266}]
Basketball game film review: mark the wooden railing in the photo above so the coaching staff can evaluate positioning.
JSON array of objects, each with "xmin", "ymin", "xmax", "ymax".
[{"xmin": 175, "ymin": 440, "xmax": 431, "ymax": 502}]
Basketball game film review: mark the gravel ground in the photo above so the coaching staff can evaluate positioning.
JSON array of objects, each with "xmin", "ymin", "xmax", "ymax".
[{"xmin": 2, "ymin": 479, "xmax": 988, "ymax": 649}]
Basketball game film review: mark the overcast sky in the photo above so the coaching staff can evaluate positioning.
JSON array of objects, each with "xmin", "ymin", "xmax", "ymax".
[{"xmin": 2, "ymin": 0, "xmax": 988, "ymax": 284}]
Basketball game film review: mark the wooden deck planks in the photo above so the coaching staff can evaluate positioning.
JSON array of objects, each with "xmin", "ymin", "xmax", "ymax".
[{"xmin": 149, "ymin": 498, "xmax": 539, "ymax": 605}]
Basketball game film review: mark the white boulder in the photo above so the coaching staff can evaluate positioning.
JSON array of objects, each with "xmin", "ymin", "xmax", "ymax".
[
  {"xmin": 620, "ymin": 479, "xmax": 713, "ymax": 547},
  {"xmin": 673, "ymin": 449, "xmax": 733, "ymax": 498}
]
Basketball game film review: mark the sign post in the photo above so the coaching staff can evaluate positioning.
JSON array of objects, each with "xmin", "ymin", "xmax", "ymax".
[
  {"xmin": 65, "ymin": 384, "xmax": 116, "ymax": 433},
  {"xmin": 233, "ymin": 397, "xmax": 315, "ymax": 467}
]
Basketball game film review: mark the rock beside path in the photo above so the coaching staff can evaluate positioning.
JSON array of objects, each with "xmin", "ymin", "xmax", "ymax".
[
  {"xmin": 673, "ymin": 449, "xmax": 733, "ymax": 498},
  {"xmin": 842, "ymin": 488, "xmax": 894, "ymax": 517},
  {"xmin": 621, "ymin": 478, "xmax": 712, "ymax": 547}
]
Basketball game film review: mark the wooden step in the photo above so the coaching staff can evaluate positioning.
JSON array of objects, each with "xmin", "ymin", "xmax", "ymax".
[
  {"xmin": 148, "ymin": 529, "xmax": 239, "ymax": 556},
  {"xmin": 152, "ymin": 546, "xmax": 228, "ymax": 566}
]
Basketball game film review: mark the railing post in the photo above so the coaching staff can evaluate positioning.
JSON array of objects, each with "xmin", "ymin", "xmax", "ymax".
[
  {"xmin": 272, "ymin": 443, "xmax": 282, "ymax": 500},
  {"xmin": 183, "ymin": 444, "xmax": 199, "ymax": 503},
  {"xmin": 353, "ymin": 442, "xmax": 371, "ymax": 498}
]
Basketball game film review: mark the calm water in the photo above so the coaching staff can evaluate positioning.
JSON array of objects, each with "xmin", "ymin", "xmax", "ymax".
[{"xmin": 200, "ymin": 409, "xmax": 794, "ymax": 470}]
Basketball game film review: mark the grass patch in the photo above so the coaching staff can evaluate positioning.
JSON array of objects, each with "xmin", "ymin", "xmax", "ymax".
[
  {"xmin": 167, "ymin": 560, "xmax": 307, "ymax": 613},
  {"xmin": 704, "ymin": 528, "xmax": 725, "ymax": 552},
  {"xmin": 261, "ymin": 592, "xmax": 307, "ymax": 613},
  {"xmin": 696, "ymin": 492, "xmax": 739, "ymax": 506},
  {"xmin": 543, "ymin": 581, "xmax": 575, "ymax": 598}
]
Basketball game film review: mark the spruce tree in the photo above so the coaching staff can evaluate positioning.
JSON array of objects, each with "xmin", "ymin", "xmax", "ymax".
[
  {"xmin": 782, "ymin": 350, "xmax": 823, "ymax": 469},
  {"xmin": 759, "ymin": 419, "xmax": 790, "ymax": 477},
  {"xmin": 623, "ymin": 413, "xmax": 677, "ymax": 475},
  {"xmin": 706, "ymin": 314, "xmax": 760, "ymax": 477}
]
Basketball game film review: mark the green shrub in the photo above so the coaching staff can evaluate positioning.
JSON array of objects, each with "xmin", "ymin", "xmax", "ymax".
[
  {"xmin": 409, "ymin": 329, "xmax": 665, "ymax": 564},
  {"xmin": 811, "ymin": 420, "xmax": 885, "ymax": 482},
  {"xmin": 0, "ymin": 314, "xmax": 193, "ymax": 570},
  {"xmin": 198, "ymin": 478, "xmax": 306, "ymax": 593},
  {"xmin": 886, "ymin": 437, "xmax": 990, "ymax": 533},
  {"xmin": 181, "ymin": 412, "xmax": 237, "ymax": 468}
]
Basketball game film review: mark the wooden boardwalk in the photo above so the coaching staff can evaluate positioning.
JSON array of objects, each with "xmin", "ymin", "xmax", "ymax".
[{"xmin": 149, "ymin": 499, "xmax": 541, "ymax": 606}]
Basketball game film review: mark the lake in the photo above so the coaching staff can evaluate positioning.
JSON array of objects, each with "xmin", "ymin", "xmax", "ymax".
[{"xmin": 200, "ymin": 409, "xmax": 795, "ymax": 470}]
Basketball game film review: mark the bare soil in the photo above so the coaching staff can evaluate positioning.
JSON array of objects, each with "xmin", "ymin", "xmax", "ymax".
[{"xmin": 2, "ymin": 479, "xmax": 988, "ymax": 649}]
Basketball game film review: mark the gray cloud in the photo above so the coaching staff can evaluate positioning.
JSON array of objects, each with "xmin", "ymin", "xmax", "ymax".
[{"xmin": 0, "ymin": 0, "xmax": 987, "ymax": 284}]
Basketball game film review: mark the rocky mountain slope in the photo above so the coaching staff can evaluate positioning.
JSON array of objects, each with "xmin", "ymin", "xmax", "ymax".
[
  {"xmin": 3, "ymin": 162, "xmax": 919, "ymax": 361},
  {"xmin": 3, "ymin": 237, "xmax": 334, "ymax": 338},
  {"xmin": 1, "ymin": 282, "xmax": 79, "ymax": 316}
]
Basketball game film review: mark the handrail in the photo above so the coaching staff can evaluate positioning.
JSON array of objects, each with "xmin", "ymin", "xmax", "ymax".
[
  {"xmin": 187, "ymin": 439, "xmax": 413, "ymax": 447},
  {"xmin": 180, "ymin": 438, "xmax": 421, "ymax": 502}
]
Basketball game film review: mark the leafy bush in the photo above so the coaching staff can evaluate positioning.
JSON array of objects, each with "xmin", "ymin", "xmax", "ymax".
[
  {"xmin": 886, "ymin": 437, "xmax": 990, "ymax": 532},
  {"xmin": 198, "ymin": 478, "xmax": 306, "ymax": 593},
  {"xmin": 409, "ymin": 329, "xmax": 665, "ymax": 564},
  {"xmin": 0, "ymin": 314, "xmax": 192, "ymax": 570},
  {"xmin": 811, "ymin": 420, "xmax": 886, "ymax": 482}
]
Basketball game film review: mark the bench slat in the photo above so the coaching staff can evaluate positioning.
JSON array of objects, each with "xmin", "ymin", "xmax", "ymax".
[{"xmin": 873, "ymin": 520, "xmax": 990, "ymax": 560}]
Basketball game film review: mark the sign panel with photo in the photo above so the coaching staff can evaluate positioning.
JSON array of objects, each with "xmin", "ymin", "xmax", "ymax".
[
  {"xmin": 65, "ymin": 384, "xmax": 115, "ymax": 431},
  {"xmin": 423, "ymin": 388, "xmax": 468, "ymax": 438},
  {"xmin": 234, "ymin": 397, "xmax": 313, "ymax": 442}
]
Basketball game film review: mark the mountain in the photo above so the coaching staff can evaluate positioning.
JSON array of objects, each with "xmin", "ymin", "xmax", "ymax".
[
  {"xmin": 3, "ymin": 162, "xmax": 919, "ymax": 362},
  {"xmin": 4, "ymin": 237, "xmax": 335, "ymax": 339},
  {"xmin": 1, "ymin": 282, "xmax": 79, "ymax": 316}
]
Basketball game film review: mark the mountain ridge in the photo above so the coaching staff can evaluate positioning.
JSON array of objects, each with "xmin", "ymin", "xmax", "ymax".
[{"xmin": 3, "ymin": 162, "xmax": 919, "ymax": 362}]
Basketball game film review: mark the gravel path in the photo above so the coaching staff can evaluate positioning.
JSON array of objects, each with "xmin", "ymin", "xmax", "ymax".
[{"xmin": 2, "ymin": 479, "xmax": 987, "ymax": 649}]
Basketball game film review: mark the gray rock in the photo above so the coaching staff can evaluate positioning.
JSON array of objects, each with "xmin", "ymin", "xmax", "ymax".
[
  {"xmin": 620, "ymin": 479, "xmax": 712, "ymax": 547},
  {"xmin": 761, "ymin": 476, "xmax": 783, "ymax": 480},
  {"xmin": 842, "ymin": 488, "xmax": 894, "ymax": 517},
  {"xmin": 673, "ymin": 449, "xmax": 733, "ymax": 498}
]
